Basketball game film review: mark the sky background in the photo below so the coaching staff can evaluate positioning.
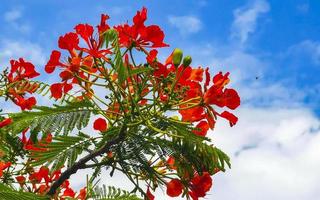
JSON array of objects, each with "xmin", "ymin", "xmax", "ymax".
[{"xmin": 1, "ymin": 0, "xmax": 320, "ymax": 199}]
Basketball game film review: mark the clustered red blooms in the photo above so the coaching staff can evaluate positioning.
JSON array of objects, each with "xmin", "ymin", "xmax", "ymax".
[
  {"xmin": 15, "ymin": 166, "xmax": 86, "ymax": 200},
  {"xmin": 17, "ymin": 131, "xmax": 86, "ymax": 199},
  {"xmin": 114, "ymin": 7, "xmax": 168, "ymax": 48},
  {"xmin": 4, "ymin": 58, "xmax": 40, "ymax": 110},
  {"xmin": 0, "ymin": 7, "xmax": 240, "ymax": 200}
]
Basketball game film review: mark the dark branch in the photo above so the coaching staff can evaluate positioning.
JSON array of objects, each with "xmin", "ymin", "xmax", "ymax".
[{"xmin": 46, "ymin": 125, "xmax": 127, "ymax": 196}]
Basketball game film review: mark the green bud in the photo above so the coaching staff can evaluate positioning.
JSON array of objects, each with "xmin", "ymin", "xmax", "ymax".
[
  {"xmin": 183, "ymin": 56, "xmax": 192, "ymax": 67},
  {"xmin": 172, "ymin": 48, "xmax": 183, "ymax": 67}
]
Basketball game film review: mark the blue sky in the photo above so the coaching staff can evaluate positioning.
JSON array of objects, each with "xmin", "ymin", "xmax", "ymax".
[{"xmin": 1, "ymin": 1, "xmax": 320, "ymax": 200}]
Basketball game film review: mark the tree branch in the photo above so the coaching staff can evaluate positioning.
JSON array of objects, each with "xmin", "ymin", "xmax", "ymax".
[{"xmin": 46, "ymin": 125, "xmax": 127, "ymax": 196}]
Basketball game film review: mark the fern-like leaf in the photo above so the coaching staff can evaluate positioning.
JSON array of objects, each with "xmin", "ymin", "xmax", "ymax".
[
  {"xmin": 0, "ymin": 183, "xmax": 49, "ymax": 200},
  {"xmin": 91, "ymin": 185, "xmax": 142, "ymax": 200},
  {"xmin": 30, "ymin": 132, "xmax": 93, "ymax": 171},
  {"xmin": 6, "ymin": 100, "xmax": 93, "ymax": 136}
]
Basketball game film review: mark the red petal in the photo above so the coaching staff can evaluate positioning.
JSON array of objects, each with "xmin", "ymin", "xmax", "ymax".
[
  {"xmin": 45, "ymin": 50, "xmax": 61, "ymax": 73},
  {"xmin": 74, "ymin": 24, "xmax": 94, "ymax": 43},
  {"xmin": 146, "ymin": 188, "xmax": 155, "ymax": 200},
  {"xmin": 220, "ymin": 111, "xmax": 238, "ymax": 127},
  {"xmin": 166, "ymin": 179, "xmax": 183, "ymax": 197},
  {"xmin": 93, "ymin": 118, "xmax": 107, "ymax": 132},
  {"xmin": 50, "ymin": 83, "xmax": 63, "ymax": 99},
  {"xmin": 0, "ymin": 118, "xmax": 12, "ymax": 128}
]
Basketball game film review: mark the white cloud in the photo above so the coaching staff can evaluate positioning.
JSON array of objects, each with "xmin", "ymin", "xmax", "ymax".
[
  {"xmin": 69, "ymin": 107, "xmax": 320, "ymax": 200},
  {"xmin": 4, "ymin": 8, "xmax": 22, "ymax": 22},
  {"xmin": 0, "ymin": 40, "xmax": 46, "ymax": 68},
  {"xmin": 211, "ymin": 107, "xmax": 320, "ymax": 200},
  {"xmin": 287, "ymin": 40, "xmax": 320, "ymax": 65},
  {"xmin": 231, "ymin": 0, "xmax": 270, "ymax": 43},
  {"xmin": 3, "ymin": 7, "xmax": 31, "ymax": 33},
  {"xmin": 168, "ymin": 15, "xmax": 202, "ymax": 35}
]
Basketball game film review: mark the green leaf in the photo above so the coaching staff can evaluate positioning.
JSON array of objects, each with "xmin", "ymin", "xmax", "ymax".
[
  {"xmin": 104, "ymin": 29, "xmax": 127, "ymax": 84},
  {"xmin": 6, "ymin": 100, "xmax": 93, "ymax": 136},
  {"xmin": 30, "ymin": 133, "xmax": 93, "ymax": 171},
  {"xmin": 91, "ymin": 185, "xmax": 142, "ymax": 200},
  {"xmin": 0, "ymin": 183, "xmax": 49, "ymax": 200}
]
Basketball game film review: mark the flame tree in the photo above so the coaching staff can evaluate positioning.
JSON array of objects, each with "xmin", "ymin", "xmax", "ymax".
[{"xmin": 0, "ymin": 7, "xmax": 240, "ymax": 200}]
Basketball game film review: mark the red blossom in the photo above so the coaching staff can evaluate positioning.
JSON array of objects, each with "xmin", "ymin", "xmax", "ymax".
[
  {"xmin": 45, "ymin": 50, "xmax": 63, "ymax": 73},
  {"xmin": 74, "ymin": 24, "xmax": 94, "ymax": 44},
  {"xmin": 16, "ymin": 175, "xmax": 26, "ymax": 185},
  {"xmin": 166, "ymin": 179, "xmax": 184, "ymax": 197},
  {"xmin": 97, "ymin": 14, "xmax": 110, "ymax": 34},
  {"xmin": 93, "ymin": 118, "xmax": 108, "ymax": 132},
  {"xmin": 193, "ymin": 121, "xmax": 210, "ymax": 136},
  {"xmin": 146, "ymin": 49, "xmax": 158, "ymax": 64},
  {"xmin": 219, "ymin": 111, "xmax": 238, "ymax": 127},
  {"xmin": 0, "ymin": 161, "xmax": 11, "ymax": 177},
  {"xmin": 115, "ymin": 7, "xmax": 168, "ymax": 48},
  {"xmin": 50, "ymin": 82, "xmax": 73, "ymax": 99},
  {"xmin": 14, "ymin": 96, "xmax": 36, "ymax": 110},
  {"xmin": 58, "ymin": 32, "xmax": 79, "ymax": 53},
  {"xmin": 189, "ymin": 172, "xmax": 212, "ymax": 199},
  {"xmin": 8, "ymin": 58, "xmax": 40, "ymax": 82},
  {"xmin": 77, "ymin": 187, "xmax": 87, "ymax": 200},
  {"xmin": 63, "ymin": 187, "xmax": 76, "ymax": 197}
]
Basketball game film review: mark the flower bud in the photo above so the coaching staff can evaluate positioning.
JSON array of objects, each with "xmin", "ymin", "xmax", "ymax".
[
  {"xmin": 172, "ymin": 48, "xmax": 183, "ymax": 67},
  {"xmin": 182, "ymin": 56, "xmax": 192, "ymax": 67}
]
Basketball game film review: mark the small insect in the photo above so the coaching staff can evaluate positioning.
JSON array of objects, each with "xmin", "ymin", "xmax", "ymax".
[{"xmin": 255, "ymin": 76, "xmax": 259, "ymax": 80}]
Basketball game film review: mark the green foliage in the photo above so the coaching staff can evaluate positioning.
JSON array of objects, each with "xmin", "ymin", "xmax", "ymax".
[
  {"xmin": 30, "ymin": 132, "xmax": 93, "ymax": 171},
  {"xmin": 91, "ymin": 185, "xmax": 142, "ymax": 200},
  {"xmin": 6, "ymin": 101, "xmax": 93, "ymax": 136},
  {"xmin": 0, "ymin": 183, "xmax": 49, "ymax": 200},
  {"xmin": 104, "ymin": 29, "xmax": 127, "ymax": 84}
]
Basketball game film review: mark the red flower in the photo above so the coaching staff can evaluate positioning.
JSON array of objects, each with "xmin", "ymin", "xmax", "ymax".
[
  {"xmin": 219, "ymin": 111, "xmax": 238, "ymax": 127},
  {"xmin": 179, "ymin": 106, "xmax": 205, "ymax": 122},
  {"xmin": 59, "ymin": 70, "xmax": 73, "ymax": 81},
  {"xmin": 58, "ymin": 32, "xmax": 79, "ymax": 53},
  {"xmin": 167, "ymin": 156, "xmax": 177, "ymax": 170},
  {"xmin": 97, "ymin": 14, "xmax": 110, "ymax": 34},
  {"xmin": 0, "ymin": 161, "xmax": 11, "ymax": 177},
  {"xmin": 32, "ymin": 166, "xmax": 50, "ymax": 184},
  {"xmin": 93, "ymin": 118, "xmax": 108, "ymax": 132},
  {"xmin": 204, "ymin": 68, "xmax": 210, "ymax": 91},
  {"xmin": 223, "ymin": 88, "xmax": 241, "ymax": 110},
  {"xmin": 14, "ymin": 96, "xmax": 36, "ymax": 110},
  {"xmin": 188, "ymin": 67, "xmax": 204, "ymax": 82},
  {"xmin": 166, "ymin": 179, "xmax": 184, "ymax": 197},
  {"xmin": 50, "ymin": 82, "xmax": 73, "ymax": 99},
  {"xmin": 74, "ymin": 24, "xmax": 94, "ymax": 44},
  {"xmin": 63, "ymin": 187, "xmax": 76, "ymax": 197},
  {"xmin": 16, "ymin": 175, "xmax": 26, "ymax": 185},
  {"xmin": 146, "ymin": 49, "xmax": 158, "ymax": 64},
  {"xmin": 115, "ymin": 7, "xmax": 168, "ymax": 48},
  {"xmin": 74, "ymin": 23, "xmax": 112, "ymax": 58},
  {"xmin": 8, "ymin": 58, "xmax": 40, "ymax": 82},
  {"xmin": 146, "ymin": 187, "xmax": 155, "ymax": 200},
  {"xmin": 189, "ymin": 172, "xmax": 212, "ymax": 199},
  {"xmin": 77, "ymin": 187, "xmax": 87, "ymax": 200},
  {"xmin": 193, "ymin": 121, "xmax": 209, "ymax": 136},
  {"xmin": 45, "ymin": 50, "xmax": 63, "ymax": 73},
  {"xmin": 0, "ymin": 118, "xmax": 12, "ymax": 128}
]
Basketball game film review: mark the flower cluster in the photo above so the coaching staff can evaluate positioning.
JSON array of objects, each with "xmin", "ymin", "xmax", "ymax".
[
  {"xmin": 3, "ymin": 58, "xmax": 40, "ymax": 110},
  {"xmin": 0, "ymin": 7, "xmax": 240, "ymax": 200}
]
